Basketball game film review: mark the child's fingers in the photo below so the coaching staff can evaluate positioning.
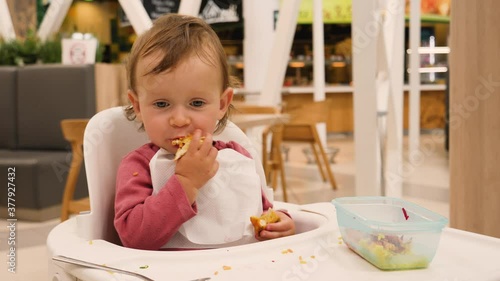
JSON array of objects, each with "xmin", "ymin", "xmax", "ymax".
[
  {"xmin": 259, "ymin": 212, "xmax": 295, "ymax": 239},
  {"xmin": 264, "ymin": 221, "xmax": 288, "ymax": 232},
  {"xmin": 190, "ymin": 130, "xmax": 203, "ymax": 149},
  {"xmin": 258, "ymin": 228, "xmax": 293, "ymax": 239}
]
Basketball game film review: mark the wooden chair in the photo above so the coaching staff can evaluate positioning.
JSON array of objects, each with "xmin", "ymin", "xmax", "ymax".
[
  {"xmin": 60, "ymin": 119, "xmax": 90, "ymax": 221},
  {"xmin": 233, "ymin": 104, "xmax": 289, "ymax": 201},
  {"xmin": 282, "ymin": 100, "xmax": 337, "ymax": 189}
]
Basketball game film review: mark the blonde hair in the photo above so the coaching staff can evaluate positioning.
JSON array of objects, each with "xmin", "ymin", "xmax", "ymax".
[{"xmin": 124, "ymin": 13, "xmax": 237, "ymax": 133}]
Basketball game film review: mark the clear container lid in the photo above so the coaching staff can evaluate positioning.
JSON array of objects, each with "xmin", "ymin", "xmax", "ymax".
[{"xmin": 332, "ymin": 196, "xmax": 449, "ymax": 233}]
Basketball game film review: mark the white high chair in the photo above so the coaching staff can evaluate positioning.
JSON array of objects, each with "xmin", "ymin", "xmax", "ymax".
[{"xmin": 47, "ymin": 106, "xmax": 338, "ymax": 281}]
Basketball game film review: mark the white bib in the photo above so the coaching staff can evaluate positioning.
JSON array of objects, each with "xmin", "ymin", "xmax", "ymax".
[{"xmin": 149, "ymin": 147, "xmax": 263, "ymax": 248}]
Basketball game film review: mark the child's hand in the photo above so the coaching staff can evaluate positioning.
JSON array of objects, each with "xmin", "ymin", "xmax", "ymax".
[
  {"xmin": 174, "ymin": 130, "xmax": 218, "ymax": 203},
  {"xmin": 256, "ymin": 210, "xmax": 296, "ymax": 240}
]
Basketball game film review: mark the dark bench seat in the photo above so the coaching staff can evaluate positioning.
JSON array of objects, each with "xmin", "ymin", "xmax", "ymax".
[{"xmin": 0, "ymin": 64, "xmax": 96, "ymax": 221}]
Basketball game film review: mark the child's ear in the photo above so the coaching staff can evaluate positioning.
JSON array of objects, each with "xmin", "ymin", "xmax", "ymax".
[
  {"xmin": 128, "ymin": 90, "xmax": 142, "ymax": 121},
  {"xmin": 219, "ymin": 87, "xmax": 234, "ymax": 116}
]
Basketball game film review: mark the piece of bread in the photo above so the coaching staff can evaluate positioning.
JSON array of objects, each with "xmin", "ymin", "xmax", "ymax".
[
  {"xmin": 172, "ymin": 135, "xmax": 205, "ymax": 160},
  {"xmin": 250, "ymin": 208, "xmax": 281, "ymax": 235}
]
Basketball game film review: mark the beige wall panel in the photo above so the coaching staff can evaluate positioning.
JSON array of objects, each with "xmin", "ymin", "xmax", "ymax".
[
  {"xmin": 450, "ymin": 0, "xmax": 500, "ymax": 238},
  {"xmin": 7, "ymin": 0, "xmax": 36, "ymax": 38},
  {"xmin": 95, "ymin": 63, "xmax": 128, "ymax": 112}
]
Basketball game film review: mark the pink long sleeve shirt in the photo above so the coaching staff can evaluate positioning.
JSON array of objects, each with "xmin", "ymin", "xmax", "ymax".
[{"xmin": 114, "ymin": 141, "xmax": 273, "ymax": 250}]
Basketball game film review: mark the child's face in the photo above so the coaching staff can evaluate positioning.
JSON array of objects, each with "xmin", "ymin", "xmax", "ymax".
[{"xmin": 129, "ymin": 52, "xmax": 233, "ymax": 154}]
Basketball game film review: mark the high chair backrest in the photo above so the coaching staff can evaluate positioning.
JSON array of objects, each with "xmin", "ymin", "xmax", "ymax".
[{"xmin": 81, "ymin": 106, "xmax": 267, "ymax": 243}]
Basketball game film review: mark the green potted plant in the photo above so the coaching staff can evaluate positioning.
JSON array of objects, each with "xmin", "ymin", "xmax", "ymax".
[
  {"xmin": 1, "ymin": 32, "xmax": 106, "ymax": 66},
  {"xmin": 39, "ymin": 36, "xmax": 62, "ymax": 64},
  {"xmin": 0, "ymin": 38, "xmax": 21, "ymax": 66},
  {"xmin": 18, "ymin": 30, "xmax": 40, "ymax": 65}
]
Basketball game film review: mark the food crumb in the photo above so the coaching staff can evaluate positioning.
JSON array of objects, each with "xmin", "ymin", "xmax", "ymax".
[
  {"xmin": 310, "ymin": 255, "xmax": 316, "ymax": 259},
  {"xmin": 133, "ymin": 172, "xmax": 138, "ymax": 176},
  {"xmin": 214, "ymin": 271, "xmax": 218, "ymax": 275},
  {"xmin": 102, "ymin": 264, "xmax": 113, "ymax": 274},
  {"xmin": 88, "ymin": 240, "xmax": 93, "ymax": 245},
  {"xmin": 222, "ymin": 265, "xmax": 232, "ymax": 270}
]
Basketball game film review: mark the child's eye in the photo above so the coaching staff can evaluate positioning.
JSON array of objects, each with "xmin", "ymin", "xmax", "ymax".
[
  {"xmin": 154, "ymin": 101, "xmax": 168, "ymax": 108},
  {"xmin": 191, "ymin": 100, "xmax": 205, "ymax": 107}
]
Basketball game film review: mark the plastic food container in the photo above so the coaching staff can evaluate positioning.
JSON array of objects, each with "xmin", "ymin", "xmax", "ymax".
[{"xmin": 332, "ymin": 196, "xmax": 448, "ymax": 270}]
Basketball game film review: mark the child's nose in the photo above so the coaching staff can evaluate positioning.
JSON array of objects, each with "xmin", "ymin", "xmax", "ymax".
[{"xmin": 169, "ymin": 108, "xmax": 190, "ymax": 127}]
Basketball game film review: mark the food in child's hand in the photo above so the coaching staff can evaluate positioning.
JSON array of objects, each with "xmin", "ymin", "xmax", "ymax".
[
  {"xmin": 172, "ymin": 135, "xmax": 205, "ymax": 160},
  {"xmin": 250, "ymin": 208, "xmax": 280, "ymax": 235}
]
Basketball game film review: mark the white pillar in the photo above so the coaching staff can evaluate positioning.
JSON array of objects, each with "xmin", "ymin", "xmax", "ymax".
[
  {"xmin": 243, "ymin": 0, "xmax": 279, "ymax": 104},
  {"xmin": 178, "ymin": 0, "xmax": 202, "ymax": 16},
  {"xmin": 312, "ymin": 0, "xmax": 327, "ymax": 145},
  {"xmin": 242, "ymin": 0, "xmax": 279, "ymax": 162},
  {"xmin": 118, "ymin": 0, "xmax": 152, "ymax": 35},
  {"xmin": 0, "ymin": 0, "xmax": 16, "ymax": 40},
  {"xmin": 259, "ymin": 0, "xmax": 301, "ymax": 106},
  {"xmin": 352, "ymin": 0, "xmax": 380, "ymax": 196},
  {"xmin": 382, "ymin": 0, "xmax": 405, "ymax": 197},
  {"xmin": 312, "ymin": 0, "xmax": 325, "ymax": 103},
  {"xmin": 37, "ymin": 0, "xmax": 74, "ymax": 42},
  {"xmin": 409, "ymin": 0, "xmax": 421, "ymax": 154}
]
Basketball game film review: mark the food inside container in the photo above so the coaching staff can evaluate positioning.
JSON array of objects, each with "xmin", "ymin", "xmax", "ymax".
[{"xmin": 332, "ymin": 196, "xmax": 448, "ymax": 270}]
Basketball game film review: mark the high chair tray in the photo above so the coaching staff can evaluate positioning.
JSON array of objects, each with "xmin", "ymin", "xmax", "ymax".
[{"xmin": 48, "ymin": 202, "xmax": 500, "ymax": 281}]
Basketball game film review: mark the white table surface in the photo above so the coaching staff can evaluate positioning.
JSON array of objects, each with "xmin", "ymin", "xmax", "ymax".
[
  {"xmin": 48, "ymin": 202, "xmax": 500, "ymax": 281},
  {"xmin": 230, "ymin": 113, "xmax": 289, "ymax": 130}
]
